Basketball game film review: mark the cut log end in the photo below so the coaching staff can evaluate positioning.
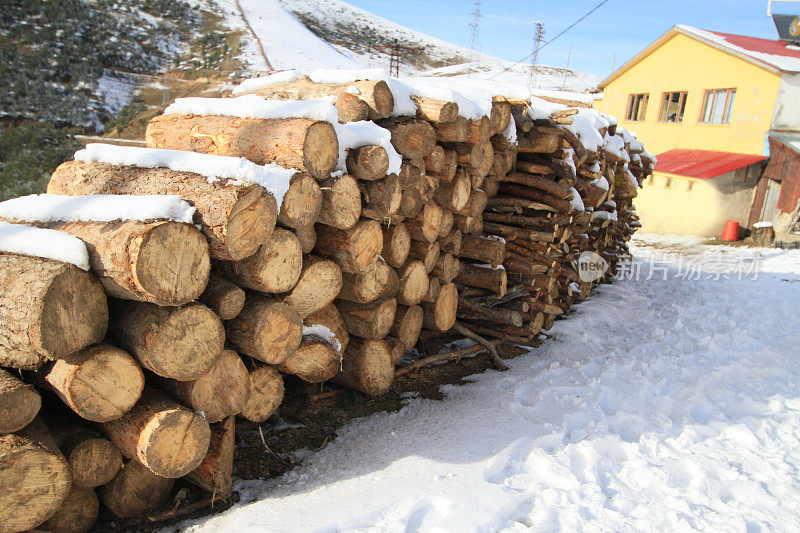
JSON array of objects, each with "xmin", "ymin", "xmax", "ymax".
[
  {"xmin": 0, "ymin": 369, "xmax": 41, "ymax": 434},
  {"xmin": 66, "ymin": 436, "xmax": 122, "ymax": 489},
  {"xmin": 41, "ymin": 485, "xmax": 99, "ymax": 533},
  {"xmin": 240, "ymin": 365, "xmax": 284, "ymax": 423},
  {"xmin": 303, "ymin": 121, "xmax": 340, "ymax": 179},
  {"xmin": 224, "ymin": 185, "xmax": 278, "ymax": 261},
  {"xmin": 100, "ymin": 460, "xmax": 174, "ymax": 518}
]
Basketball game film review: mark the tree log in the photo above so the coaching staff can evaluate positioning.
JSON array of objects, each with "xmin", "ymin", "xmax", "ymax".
[
  {"xmin": 185, "ymin": 416, "xmax": 234, "ymax": 499},
  {"xmin": 278, "ymin": 337, "xmax": 340, "ymax": 382},
  {"xmin": 407, "ymin": 202, "xmax": 443, "ymax": 243},
  {"xmin": 0, "ymin": 417, "xmax": 71, "ymax": 532},
  {"xmin": 53, "ymin": 427, "xmax": 121, "ymax": 489},
  {"xmin": 386, "ymin": 337, "xmax": 406, "ymax": 365},
  {"xmin": 434, "ymin": 116, "xmax": 469, "ymax": 143},
  {"xmin": 0, "ymin": 218, "xmax": 211, "ymax": 306},
  {"xmin": 146, "ymin": 114, "xmax": 338, "ymax": 180},
  {"xmin": 455, "ymin": 189, "xmax": 488, "ymax": 218},
  {"xmin": 381, "ymin": 222, "xmax": 410, "ymax": 268},
  {"xmin": 226, "ymin": 292, "xmax": 302, "ymax": 364},
  {"xmin": 278, "ymin": 173, "xmax": 322, "ymax": 228},
  {"xmin": 48, "ymin": 161, "xmax": 276, "ymax": 261},
  {"xmin": 432, "ymin": 172, "xmax": 471, "ymax": 212},
  {"xmin": 337, "ymin": 298, "xmax": 397, "ymax": 340},
  {"xmin": 424, "ymin": 276, "xmax": 441, "ymax": 303},
  {"xmin": 432, "ymin": 253, "xmax": 459, "ymax": 283},
  {"xmin": 0, "ymin": 369, "xmax": 40, "ymax": 434},
  {"xmin": 398, "ymin": 186, "xmax": 423, "ymax": 218},
  {"xmin": 460, "ymin": 234, "xmax": 506, "ymax": 265},
  {"xmin": 239, "ymin": 364, "xmax": 284, "ymax": 423},
  {"xmin": 423, "ymin": 145, "xmax": 445, "ymax": 173},
  {"xmin": 40, "ymin": 485, "xmax": 98, "ymax": 533},
  {"xmin": 422, "ymin": 282, "xmax": 458, "ymax": 332},
  {"xmin": 162, "ymin": 349, "xmax": 249, "ymax": 423},
  {"xmin": 318, "ymin": 174, "xmax": 361, "ymax": 229},
  {"xmin": 412, "ymin": 96, "xmax": 458, "ymax": 123},
  {"xmin": 501, "ymin": 171, "xmax": 572, "ymax": 199},
  {"xmin": 490, "ymin": 100, "xmax": 512, "ymax": 134},
  {"xmin": 41, "ymin": 344, "xmax": 144, "ymax": 422},
  {"xmin": 305, "ymin": 304, "xmax": 350, "ymax": 355},
  {"xmin": 390, "ymin": 304, "xmax": 424, "ymax": 351},
  {"xmin": 0, "ymin": 254, "xmax": 107, "ymax": 371},
  {"xmin": 346, "ymin": 145, "xmax": 390, "ymax": 181},
  {"xmin": 498, "ymin": 182, "xmax": 572, "ymax": 212},
  {"xmin": 282, "ymin": 255, "xmax": 343, "ymax": 318},
  {"xmin": 455, "ymin": 263, "xmax": 507, "ymax": 296},
  {"xmin": 457, "ymin": 298, "xmax": 522, "ymax": 327},
  {"xmin": 362, "ymin": 174, "xmax": 401, "ymax": 217},
  {"xmin": 110, "ymin": 301, "xmax": 224, "ymax": 381},
  {"xmin": 198, "ymin": 274, "xmax": 245, "ymax": 320},
  {"xmin": 216, "ymin": 228, "xmax": 302, "ymax": 294},
  {"xmin": 333, "ymin": 339, "xmax": 394, "ymax": 396},
  {"xmin": 294, "ymin": 224, "xmax": 317, "ymax": 255},
  {"xmin": 466, "ymin": 116, "xmax": 491, "ymax": 144},
  {"xmin": 99, "ymin": 459, "xmax": 174, "ymax": 518},
  {"xmin": 334, "ymin": 91, "xmax": 370, "ymax": 123},
  {"xmin": 408, "ymin": 239, "xmax": 440, "ymax": 273},
  {"xmin": 338, "ymin": 258, "xmax": 398, "ymax": 303},
  {"xmin": 102, "ymin": 388, "xmax": 210, "ymax": 478},
  {"xmin": 376, "ymin": 118, "xmax": 437, "ymax": 159},
  {"xmin": 315, "ymin": 220, "xmax": 382, "ymax": 274},
  {"xmin": 249, "ymin": 77, "xmax": 394, "ymax": 120},
  {"xmin": 439, "ymin": 229, "xmax": 463, "ymax": 255},
  {"xmin": 396, "ymin": 260, "xmax": 429, "ymax": 306}
]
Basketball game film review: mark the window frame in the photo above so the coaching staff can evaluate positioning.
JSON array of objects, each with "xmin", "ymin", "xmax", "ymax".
[
  {"xmin": 699, "ymin": 88, "xmax": 736, "ymax": 125},
  {"xmin": 625, "ymin": 93, "xmax": 649, "ymax": 122},
  {"xmin": 658, "ymin": 91, "xmax": 688, "ymax": 123}
]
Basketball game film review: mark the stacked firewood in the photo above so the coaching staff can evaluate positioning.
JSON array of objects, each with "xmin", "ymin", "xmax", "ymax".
[{"xmin": 0, "ymin": 72, "xmax": 652, "ymax": 531}]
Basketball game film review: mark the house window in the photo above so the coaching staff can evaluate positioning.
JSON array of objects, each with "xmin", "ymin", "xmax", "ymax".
[
  {"xmin": 700, "ymin": 88, "xmax": 736, "ymax": 124},
  {"xmin": 625, "ymin": 93, "xmax": 649, "ymax": 121},
  {"xmin": 648, "ymin": 175, "xmax": 655, "ymax": 185},
  {"xmin": 664, "ymin": 177, "xmax": 672, "ymax": 189},
  {"xmin": 687, "ymin": 180, "xmax": 694, "ymax": 192},
  {"xmin": 659, "ymin": 91, "xmax": 688, "ymax": 122}
]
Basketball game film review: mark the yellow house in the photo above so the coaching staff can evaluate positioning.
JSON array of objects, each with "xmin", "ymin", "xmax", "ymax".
[{"xmin": 597, "ymin": 25, "xmax": 800, "ymax": 237}]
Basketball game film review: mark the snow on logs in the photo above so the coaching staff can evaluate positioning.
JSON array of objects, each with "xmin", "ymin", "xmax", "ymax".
[{"xmin": 0, "ymin": 69, "xmax": 652, "ymax": 528}]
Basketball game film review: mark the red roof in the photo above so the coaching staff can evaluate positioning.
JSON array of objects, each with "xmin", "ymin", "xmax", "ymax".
[
  {"xmin": 655, "ymin": 149, "xmax": 767, "ymax": 179},
  {"xmin": 706, "ymin": 29, "xmax": 800, "ymax": 61}
]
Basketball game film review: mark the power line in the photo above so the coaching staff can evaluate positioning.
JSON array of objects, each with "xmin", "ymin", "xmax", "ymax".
[{"xmin": 488, "ymin": 0, "xmax": 611, "ymax": 80}]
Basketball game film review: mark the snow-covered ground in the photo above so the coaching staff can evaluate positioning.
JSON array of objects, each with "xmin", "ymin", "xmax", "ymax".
[{"xmin": 184, "ymin": 234, "xmax": 800, "ymax": 532}]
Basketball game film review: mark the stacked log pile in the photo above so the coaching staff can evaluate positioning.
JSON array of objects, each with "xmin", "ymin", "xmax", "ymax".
[{"xmin": 0, "ymin": 70, "xmax": 652, "ymax": 531}]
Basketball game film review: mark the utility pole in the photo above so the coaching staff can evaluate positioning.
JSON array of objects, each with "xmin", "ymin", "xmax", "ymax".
[
  {"xmin": 561, "ymin": 44, "xmax": 572, "ymax": 91},
  {"xmin": 374, "ymin": 40, "xmax": 424, "ymax": 77},
  {"xmin": 528, "ymin": 21, "xmax": 545, "ymax": 90},
  {"xmin": 468, "ymin": 0, "xmax": 482, "ymax": 72}
]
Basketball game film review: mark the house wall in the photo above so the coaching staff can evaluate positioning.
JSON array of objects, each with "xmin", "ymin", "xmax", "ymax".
[
  {"xmin": 771, "ymin": 73, "xmax": 800, "ymax": 132},
  {"xmin": 596, "ymin": 32, "xmax": 782, "ymax": 156},
  {"xmin": 636, "ymin": 167, "xmax": 758, "ymax": 236}
]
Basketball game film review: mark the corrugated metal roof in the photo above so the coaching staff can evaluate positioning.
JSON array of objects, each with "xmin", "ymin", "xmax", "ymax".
[{"xmin": 655, "ymin": 149, "xmax": 767, "ymax": 179}]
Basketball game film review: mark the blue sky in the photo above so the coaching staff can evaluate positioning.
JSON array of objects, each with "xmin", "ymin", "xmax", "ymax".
[{"xmin": 345, "ymin": 0, "xmax": 800, "ymax": 77}]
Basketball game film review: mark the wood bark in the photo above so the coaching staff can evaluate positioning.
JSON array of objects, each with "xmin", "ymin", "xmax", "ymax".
[
  {"xmin": 48, "ymin": 160, "xmax": 277, "ymax": 261},
  {"xmin": 163, "ymin": 349, "xmax": 250, "ymax": 423},
  {"xmin": 396, "ymin": 260, "xmax": 429, "ymax": 306},
  {"xmin": 0, "ymin": 369, "xmax": 40, "ymax": 434},
  {"xmin": 422, "ymin": 282, "xmax": 458, "ymax": 332},
  {"xmin": 381, "ymin": 222, "xmax": 411, "ymax": 268},
  {"xmin": 460, "ymin": 234, "xmax": 506, "ymax": 265},
  {"xmin": 239, "ymin": 364, "xmax": 284, "ymax": 423},
  {"xmin": 278, "ymin": 337, "xmax": 340, "ymax": 382},
  {"xmin": 99, "ymin": 459, "xmax": 174, "ymax": 518},
  {"xmin": 434, "ymin": 116, "xmax": 469, "ymax": 142},
  {"xmin": 0, "ymin": 218, "xmax": 211, "ymax": 306},
  {"xmin": 146, "ymin": 114, "xmax": 339, "ymax": 180},
  {"xmin": 0, "ymin": 253, "xmax": 107, "ymax": 370},
  {"xmin": 408, "ymin": 239, "xmax": 440, "ymax": 274},
  {"xmin": 248, "ymin": 77, "xmax": 395, "ymax": 120},
  {"xmin": 362, "ymin": 174, "xmax": 401, "ymax": 217},
  {"xmin": 376, "ymin": 118, "xmax": 437, "ymax": 159},
  {"xmin": 110, "ymin": 301, "xmax": 224, "ymax": 381},
  {"xmin": 333, "ymin": 339, "xmax": 394, "ymax": 396},
  {"xmin": 41, "ymin": 344, "xmax": 144, "ymax": 422},
  {"xmin": 277, "ymin": 173, "xmax": 322, "ymax": 228},
  {"xmin": 498, "ymin": 182, "xmax": 572, "ymax": 212},
  {"xmin": 282, "ymin": 255, "xmax": 343, "ymax": 318},
  {"xmin": 338, "ymin": 258, "xmax": 398, "ymax": 304},
  {"xmin": 216, "ymin": 228, "xmax": 303, "ymax": 294},
  {"xmin": 198, "ymin": 274, "xmax": 246, "ymax": 320},
  {"xmin": 457, "ymin": 298, "xmax": 522, "ymax": 327},
  {"xmin": 432, "ymin": 172, "xmax": 471, "ymax": 211},
  {"xmin": 304, "ymin": 304, "xmax": 350, "ymax": 355},
  {"xmin": 407, "ymin": 202, "xmax": 443, "ymax": 243},
  {"xmin": 346, "ymin": 145, "xmax": 389, "ymax": 181},
  {"xmin": 315, "ymin": 220, "xmax": 382, "ymax": 274},
  {"xmin": 412, "ymin": 96, "xmax": 458, "ymax": 123},
  {"xmin": 318, "ymin": 174, "xmax": 361, "ymax": 229},
  {"xmin": 185, "ymin": 416, "xmax": 234, "ymax": 499},
  {"xmin": 40, "ymin": 485, "xmax": 98, "ymax": 533},
  {"xmin": 102, "ymin": 388, "xmax": 210, "ymax": 478},
  {"xmin": 390, "ymin": 304, "xmax": 424, "ymax": 351},
  {"xmin": 225, "ymin": 292, "xmax": 302, "ymax": 364},
  {"xmin": 455, "ymin": 263, "xmax": 507, "ymax": 296},
  {"xmin": 0, "ymin": 417, "xmax": 71, "ymax": 533},
  {"xmin": 337, "ymin": 298, "xmax": 397, "ymax": 340}
]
